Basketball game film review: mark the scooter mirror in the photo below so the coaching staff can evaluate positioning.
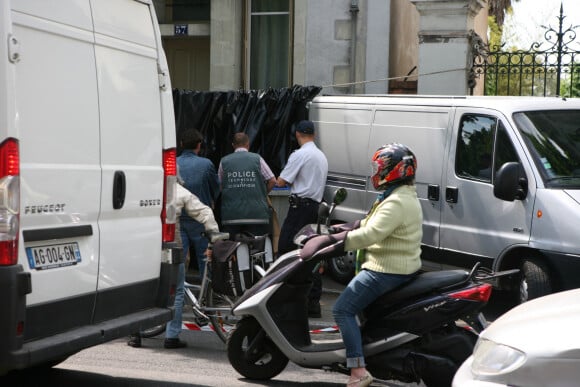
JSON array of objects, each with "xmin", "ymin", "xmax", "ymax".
[{"xmin": 333, "ymin": 188, "xmax": 347, "ymax": 205}]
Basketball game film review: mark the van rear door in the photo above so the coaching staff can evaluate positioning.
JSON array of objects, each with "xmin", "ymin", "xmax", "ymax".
[{"xmin": 91, "ymin": 0, "xmax": 165, "ymax": 321}]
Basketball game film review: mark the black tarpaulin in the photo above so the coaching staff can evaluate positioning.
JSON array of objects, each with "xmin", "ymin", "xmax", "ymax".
[{"xmin": 172, "ymin": 85, "xmax": 322, "ymax": 176}]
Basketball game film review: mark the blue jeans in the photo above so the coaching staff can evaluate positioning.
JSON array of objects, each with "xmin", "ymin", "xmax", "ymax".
[
  {"xmin": 332, "ymin": 269, "xmax": 415, "ymax": 368},
  {"xmin": 165, "ymin": 220, "xmax": 208, "ymax": 339},
  {"xmin": 180, "ymin": 219, "xmax": 208, "ymax": 277},
  {"xmin": 166, "ymin": 261, "xmax": 185, "ymax": 339}
]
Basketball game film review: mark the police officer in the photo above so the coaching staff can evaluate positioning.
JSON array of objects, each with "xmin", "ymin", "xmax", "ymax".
[
  {"xmin": 276, "ymin": 120, "xmax": 328, "ymax": 317},
  {"xmin": 218, "ymin": 132, "xmax": 276, "ymax": 236}
]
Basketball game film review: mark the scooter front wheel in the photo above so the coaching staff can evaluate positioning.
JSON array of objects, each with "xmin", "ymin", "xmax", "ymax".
[{"xmin": 227, "ymin": 317, "xmax": 288, "ymax": 380}]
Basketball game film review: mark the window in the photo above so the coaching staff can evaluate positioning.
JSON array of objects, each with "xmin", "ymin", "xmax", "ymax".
[
  {"xmin": 170, "ymin": 0, "xmax": 210, "ymax": 22},
  {"xmin": 456, "ymin": 114, "xmax": 519, "ymax": 183},
  {"xmin": 456, "ymin": 114, "xmax": 496, "ymax": 182},
  {"xmin": 246, "ymin": 0, "xmax": 292, "ymax": 90},
  {"xmin": 513, "ymin": 110, "xmax": 580, "ymax": 187}
]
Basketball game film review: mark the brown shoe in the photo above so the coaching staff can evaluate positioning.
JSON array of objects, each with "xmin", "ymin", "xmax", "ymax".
[{"xmin": 164, "ymin": 338, "xmax": 187, "ymax": 349}]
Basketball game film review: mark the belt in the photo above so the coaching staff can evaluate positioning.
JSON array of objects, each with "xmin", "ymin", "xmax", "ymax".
[{"xmin": 289, "ymin": 194, "xmax": 319, "ymax": 207}]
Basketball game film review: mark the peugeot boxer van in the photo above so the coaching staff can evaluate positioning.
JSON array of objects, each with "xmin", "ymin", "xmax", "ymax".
[
  {"xmin": 310, "ymin": 95, "xmax": 580, "ymax": 304},
  {"xmin": 0, "ymin": 0, "xmax": 180, "ymax": 374}
]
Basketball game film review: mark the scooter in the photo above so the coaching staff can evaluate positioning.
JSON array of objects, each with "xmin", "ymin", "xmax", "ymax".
[{"xmin": 226, "ymin": 188, "xmax": 517, "ymax": 387}]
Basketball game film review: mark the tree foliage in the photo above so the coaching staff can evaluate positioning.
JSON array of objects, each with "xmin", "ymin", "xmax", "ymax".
[
  {"xmin": 482, "ymin": 2, "xmax": 580, "ymax": 97},
  {"xmin": 488, "ymin": 0, "xmax": 519, "ymax": 27},
  {"xmin": 560, "ymin": 63, "xmax": 580, "ymax": 97}
]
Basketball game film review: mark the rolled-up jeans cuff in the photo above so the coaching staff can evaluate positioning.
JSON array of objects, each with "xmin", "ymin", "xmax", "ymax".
[{"xmin": 346, "ymin": 357, "xmax": 366, "ymax": 368}]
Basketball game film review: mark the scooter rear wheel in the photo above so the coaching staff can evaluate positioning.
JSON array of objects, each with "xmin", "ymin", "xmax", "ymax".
[{"xmin": 227, "ymin": 317, "xmax": 288, "ymax": 380}]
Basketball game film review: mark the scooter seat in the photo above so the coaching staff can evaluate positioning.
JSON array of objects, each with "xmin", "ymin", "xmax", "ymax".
[{"xmin": 372, "ymin": 269, "xmax": 469, "ymax": 307}]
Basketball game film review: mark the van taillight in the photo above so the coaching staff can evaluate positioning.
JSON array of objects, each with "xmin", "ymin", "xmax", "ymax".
[
  {"xmin": 448, "ymin": 283, "xmax": 492, "ymax": 303},
  {"xmin": 162, "ymin": 148, "xmax": 176, "ymax": 243},
  {"xmin": 0, "ymin": 138, "xmax": 20, "ymax": 266}
]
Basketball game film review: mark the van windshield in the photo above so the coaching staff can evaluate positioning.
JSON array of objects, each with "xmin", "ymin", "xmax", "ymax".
[{"xmin": 513, "ymin": 110, "xmax": 580, "ymax": 189}]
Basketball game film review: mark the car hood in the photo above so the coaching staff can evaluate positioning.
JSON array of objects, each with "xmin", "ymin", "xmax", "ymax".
[
  {"xmin": 481, "ymin": 289, "xmax": 580, "ymax": 357},
  {"xmin": 564, "ymin": 189, "xmax": 580, "ymax": 205}
]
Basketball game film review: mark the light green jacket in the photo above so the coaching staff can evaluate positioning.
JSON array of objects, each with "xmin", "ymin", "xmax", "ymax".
[{"xmin": 345, "ymin": 185, "xmax": 423, "ymax": 275}]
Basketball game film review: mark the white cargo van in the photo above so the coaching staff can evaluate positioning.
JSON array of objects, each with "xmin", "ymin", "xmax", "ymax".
[
  {"xmin": 0, "ymin": 0, "xmax": 180, "ymax": 374},
  {"xmin": 310, "ymin": 95, "xmax": 580, "ymax": 303}
]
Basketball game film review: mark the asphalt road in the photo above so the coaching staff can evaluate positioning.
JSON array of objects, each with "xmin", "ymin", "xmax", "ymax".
[
  {"xmin": 1, "ymin": 274, "xmax": 512, "ymax": 387},
  {"xmin": 2, "ymin": 332, "xmax": 422, "ymax": 387}
]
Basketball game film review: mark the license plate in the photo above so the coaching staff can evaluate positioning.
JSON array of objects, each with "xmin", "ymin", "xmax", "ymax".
[{"xmin": 26, "ymin": 242, "xmax": 82, "ymax": 270}]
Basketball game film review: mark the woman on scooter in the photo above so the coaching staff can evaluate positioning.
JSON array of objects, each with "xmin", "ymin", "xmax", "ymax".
[{"xmin": 303, "ymin": 143, "xmax": 422, "ymax": 387}]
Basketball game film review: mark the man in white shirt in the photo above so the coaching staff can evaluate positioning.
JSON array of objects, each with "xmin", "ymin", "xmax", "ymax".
[{"xmin": 276, "ymin": 120, "xmax": 328, "ymax": 317}]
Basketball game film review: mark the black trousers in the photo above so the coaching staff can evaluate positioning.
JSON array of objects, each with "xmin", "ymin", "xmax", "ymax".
[{"xmin": 277, "ymin": 200, "xmax": 322, "ymax": 302}]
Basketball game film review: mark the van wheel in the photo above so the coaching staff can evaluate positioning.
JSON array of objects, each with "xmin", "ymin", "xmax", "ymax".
[
  {"xmin": 327, "ymin": 250, "xmax": 356, "ymax": 285},
  {"xmin": 517, "ymin": 258, "xmax": 552, "ymax": 303}
]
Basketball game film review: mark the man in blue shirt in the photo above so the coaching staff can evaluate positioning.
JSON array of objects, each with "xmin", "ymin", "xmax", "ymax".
[
  {"xmin": 276, "ymin": 120, "xmax": 328, "ymax": 317},
  {"xmin": 166, "ymin": 128, "xmax": 219, "ymax": 348}
]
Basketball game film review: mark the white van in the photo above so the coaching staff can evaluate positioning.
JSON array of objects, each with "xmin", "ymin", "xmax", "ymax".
[
  {"xmin": 0, "ymin": 0, "xmax": 180, "ymax": 374},
  {"xmin": 310, "ymin": 95, "xmax": 580, "ymax": 303}
]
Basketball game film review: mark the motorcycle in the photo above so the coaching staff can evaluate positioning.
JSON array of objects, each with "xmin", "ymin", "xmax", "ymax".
[{"xmin": 226, "ymin": 188, "xmax": 517, "ymax": 387}]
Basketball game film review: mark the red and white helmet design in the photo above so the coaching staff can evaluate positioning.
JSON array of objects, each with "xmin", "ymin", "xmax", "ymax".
[{"xmin": 371, "ymin": 143, "xmax": 417, "ymax": 190}]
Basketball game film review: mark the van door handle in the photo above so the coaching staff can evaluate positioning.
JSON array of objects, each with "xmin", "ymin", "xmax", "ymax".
[
  {"xmin": 427, "ymin": 184, "xmax": 440, "ymax": 201},
  {"xmin": 445, "ymin": 187, "xmax": 458, "ymax": 203},
  {"xmin": 113, "ymin": 171, "xmax": 126, "ymax": 209}
]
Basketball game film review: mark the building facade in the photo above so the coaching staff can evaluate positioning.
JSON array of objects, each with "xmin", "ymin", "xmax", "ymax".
[{"xmin": 153, "ymin": 0, "xmax": 488, "ymax": 95}]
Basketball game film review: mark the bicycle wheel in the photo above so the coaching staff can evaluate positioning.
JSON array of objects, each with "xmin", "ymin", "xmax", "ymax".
[
  {"xmin": 140, "ymin": 323, "xmax": 166, "ymax": 338},
  {"xmin": 206, "ymin": 286, "xmax": 242, "ymax": 343}
]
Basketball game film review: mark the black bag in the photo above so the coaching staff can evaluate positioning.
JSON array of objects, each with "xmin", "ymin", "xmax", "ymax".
[{"xmin": 211, "ymin": 239, "xmax": 244, "ymax": 297}]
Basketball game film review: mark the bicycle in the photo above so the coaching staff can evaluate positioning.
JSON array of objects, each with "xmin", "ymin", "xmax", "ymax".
[{"xmin": 140, "ymin": 230, "xmax": 273, "ymax": 343}]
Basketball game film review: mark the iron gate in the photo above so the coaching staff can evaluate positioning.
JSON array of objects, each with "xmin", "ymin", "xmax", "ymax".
[{"xmin": 470, "ymin": 5, "xmax": 580, "ymax": 97}]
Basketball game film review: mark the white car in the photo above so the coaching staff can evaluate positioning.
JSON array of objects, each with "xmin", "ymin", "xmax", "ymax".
[{"xmin": 453, "ymin": 288, "xmax": 580, "ymax": 387}]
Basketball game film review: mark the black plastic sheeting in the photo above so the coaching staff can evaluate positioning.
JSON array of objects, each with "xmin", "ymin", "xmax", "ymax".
[{"xmin": 172, "ymin": 85, "xmax": 322, "ymax": 177}]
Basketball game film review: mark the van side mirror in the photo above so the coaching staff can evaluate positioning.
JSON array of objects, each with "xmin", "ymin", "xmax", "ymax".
[{"xmin": 494, "ymin": 162, "xmax": 527, "ymax": 201}]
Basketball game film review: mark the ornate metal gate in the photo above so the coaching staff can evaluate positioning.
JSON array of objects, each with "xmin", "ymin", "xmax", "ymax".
[{"xmin": 470, "ymin": 5, "xmax": 580, "ymax": 97}]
